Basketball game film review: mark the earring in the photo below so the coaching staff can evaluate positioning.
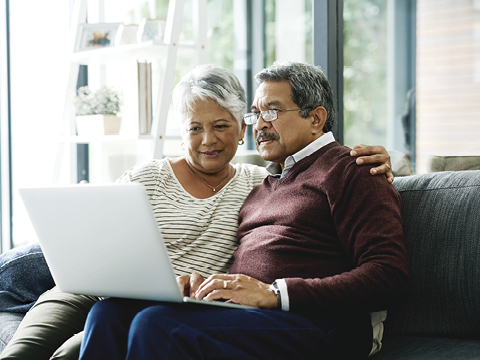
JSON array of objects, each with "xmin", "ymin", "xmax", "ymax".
[
  {"xmin": 238, "ymin": 139, "xmax": 245, "ymax": 145},
  {"xmin": 181, "ymin": 142, "xmax": 185, "ymax": 150}
]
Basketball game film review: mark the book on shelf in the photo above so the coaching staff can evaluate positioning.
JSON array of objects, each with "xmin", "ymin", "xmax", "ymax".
[{"xmin": 137, "ymin": 61, "xmax": 153, "ymax": 134}]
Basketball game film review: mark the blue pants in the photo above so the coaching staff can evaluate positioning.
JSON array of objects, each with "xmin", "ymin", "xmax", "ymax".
[{"xmin": 79, "ymin": 298, "xmax": 372, "ymax": 360}]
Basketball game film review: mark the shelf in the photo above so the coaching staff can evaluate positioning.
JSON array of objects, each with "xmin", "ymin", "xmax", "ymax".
[
  {"xmin": 71, "ymin": 41, "xmax": 195, "ymax": 65},
  {"xmin": 54, "ymin": 0, "xmax": 207, "ymax": 183},
  {"xmin": 58, "ymin": 134, "xmax": 185, "ymax": 144},
  {"xmin": 59, "ymin": 134, "xmax": 155, "ymax": 143}
]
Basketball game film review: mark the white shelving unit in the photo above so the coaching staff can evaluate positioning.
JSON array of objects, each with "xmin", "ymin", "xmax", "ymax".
[
  {"xmin": 70, "ymin": 40, "xmax": 197, "ymax": 65},
  {"xmin": 54, "ymin": 0, "xmax": 207, "ymax": 183}
]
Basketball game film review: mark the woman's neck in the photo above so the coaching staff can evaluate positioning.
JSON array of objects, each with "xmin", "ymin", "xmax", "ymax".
[{"xmin": 169, "ymin": 157, "xmax": 234, "ymax": 199}]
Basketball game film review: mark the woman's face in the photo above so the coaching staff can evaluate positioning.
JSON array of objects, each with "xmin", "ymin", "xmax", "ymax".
[{"xmin": 181, "ymin": 99, "xmax": 246, "ymax": 174}]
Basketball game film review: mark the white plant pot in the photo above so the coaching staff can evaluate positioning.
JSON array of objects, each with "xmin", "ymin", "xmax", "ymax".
[{"xmin": 75, "ymin": 115, "xmax": 121, "ymax": 136}]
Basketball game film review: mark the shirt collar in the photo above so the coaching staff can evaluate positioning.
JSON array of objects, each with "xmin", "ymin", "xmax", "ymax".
[{"xmin": 266, "ymin": 132, "xmax": 336, "ymax": 178}]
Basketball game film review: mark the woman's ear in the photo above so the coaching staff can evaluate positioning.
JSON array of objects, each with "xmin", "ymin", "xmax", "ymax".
[{"xmin": 311, "ymin": 106, "xmax": 327, "ymax": 135}]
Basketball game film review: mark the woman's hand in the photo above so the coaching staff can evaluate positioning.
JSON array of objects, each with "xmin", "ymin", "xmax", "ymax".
[
  {"xmin": 194, "ymin": 274, "xmax": 277, "ymax": 309},
  {"xmin": 351, "ymin": 144, "xmax": 394, "ymax": 183},
  {"xmin": 176, "ymin": 272, "xmax": 205, "ymax": 298}
]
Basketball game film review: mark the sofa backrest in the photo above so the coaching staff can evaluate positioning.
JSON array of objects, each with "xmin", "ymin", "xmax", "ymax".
[{"xmin": 387, "ymin": 170, "xmax": 480, "ymax": 339}]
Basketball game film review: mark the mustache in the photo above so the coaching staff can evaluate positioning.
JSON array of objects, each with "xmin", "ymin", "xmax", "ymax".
[{"xmin": 255, "ymin": 131, "xmax": 280, "ymax": 145}]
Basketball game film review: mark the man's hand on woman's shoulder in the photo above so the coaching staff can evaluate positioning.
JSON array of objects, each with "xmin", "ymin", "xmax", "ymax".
[{"xmin": 351, "ymin": 144, "xmax": 394, "ymax": 183}]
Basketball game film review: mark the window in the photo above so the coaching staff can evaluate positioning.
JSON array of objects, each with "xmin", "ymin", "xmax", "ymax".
[
  {"xmin": 343, "ymin": 0, "xmax": 388, "ymax": 147},
  {"xmin": 415, "ymin": 0, "xmax": 480, "ymax": 173},
  {"xmin": 4, "ymin": 0, "xmax": 478, "ymax": 251},
  {"xmin": 343, "ymin": 0, "xmax": 416, "ymax": 169},
  {"xmin": 5, "ymin": 0, "xmax": 71, "ymax": 248},
  {"xmin": 1, "ymin": 0, "xmax": 245, "ymax": 249},
  {"xmin": 264, "ymin": 0, "xmax": 313, "ymax": 66},
  {"xmin": 343, "ymin": 0, "xmax": 480, "ymax": 174}
]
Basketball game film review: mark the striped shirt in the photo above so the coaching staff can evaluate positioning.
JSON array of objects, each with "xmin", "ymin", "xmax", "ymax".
[{"xmin": 116, "ymin": 158, "xmax": 267, "ymax": 278}]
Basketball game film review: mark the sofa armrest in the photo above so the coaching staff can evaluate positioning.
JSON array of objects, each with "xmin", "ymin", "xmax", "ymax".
[
  {"xmin": 0, "ymin": 243, "xmax": 54, "ymax": 313},
  {"xmin": 0, "ymin": 312, "xmax": 24, "ymax": 354}
]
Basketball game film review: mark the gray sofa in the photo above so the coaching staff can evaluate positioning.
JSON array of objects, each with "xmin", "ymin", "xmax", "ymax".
[
  {"xmin": 1, "ymin": 170, "xmax": 480, "ymax": 358},
  {"xmin": 372, "ymin": 170, "xmax": 480, "ymax": 359}
]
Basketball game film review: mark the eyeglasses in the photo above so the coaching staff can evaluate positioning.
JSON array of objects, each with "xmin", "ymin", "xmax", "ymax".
[{"xmin": 242, "ymin": 108, "xmax": 309, "ymax": 125}]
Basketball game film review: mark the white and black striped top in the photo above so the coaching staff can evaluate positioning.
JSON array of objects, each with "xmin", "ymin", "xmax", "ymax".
[{"xmin": 116, "ymin": 159, "xmax": 267, "ymax": 278}]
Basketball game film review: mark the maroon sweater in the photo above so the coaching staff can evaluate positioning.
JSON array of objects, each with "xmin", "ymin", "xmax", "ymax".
[{"xmin": 230, "ymin": 142, "xmax": 409, "ymax": 316}]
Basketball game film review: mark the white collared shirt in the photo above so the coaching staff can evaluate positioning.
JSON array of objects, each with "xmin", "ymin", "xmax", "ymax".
[{"xmin": 266, "ymin": 131, "xmax": 336, "ymax": 179}]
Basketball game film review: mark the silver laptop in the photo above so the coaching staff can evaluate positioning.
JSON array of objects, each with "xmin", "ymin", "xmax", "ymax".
[{"xmin": 19, "ymin": 183, "xmax": 252, "ymax": 310}]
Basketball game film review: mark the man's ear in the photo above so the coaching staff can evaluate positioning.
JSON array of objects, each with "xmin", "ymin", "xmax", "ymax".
[{"xmin": 311, "ymin": 106, "xmax": 327, "ymax": 134}]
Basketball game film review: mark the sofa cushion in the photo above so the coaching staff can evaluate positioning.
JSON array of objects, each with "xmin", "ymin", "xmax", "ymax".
[
  {"xmin": 388, "ymin": 170, "xmax": 480, "ymax": 338},
  {"xmin": 389, "ymin": 149, "xmax": 414, "ymax": 177},
  {"xmin": 0, "ymin": 312, "xmax": 24, "ymax": 354},
  {"xmin": 371, "ymin": 335, "xmax": 480, "ymax": 359},
  {"xmin": 426, "ymin": 155, "xmax": 480, "ymax": 172},
  {"xmin": 0, "ymin": 243, "xmax": 55, "ymax": 313}
]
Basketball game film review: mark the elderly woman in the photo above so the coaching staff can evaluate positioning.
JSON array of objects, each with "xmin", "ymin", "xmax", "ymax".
[{"xmin": 0, "ymin": 64, "xmax": 391, "ymax": 360}]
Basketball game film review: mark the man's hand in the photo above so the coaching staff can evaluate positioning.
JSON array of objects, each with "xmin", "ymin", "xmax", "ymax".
[
  {"xmin": 351, "ymin": 144, "xmax": 394, "ymax": 183},
  {"xmin": 176, "ymin": 272, "xmax": 205, "ymax": 298},
  {"xmin": 194, "ymin": 274, "xmax": 277, "ymax": 309}
]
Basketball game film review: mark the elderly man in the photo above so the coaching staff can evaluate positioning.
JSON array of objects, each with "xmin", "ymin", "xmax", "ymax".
[{"xmin": 79, "ymin": 62, "xmax": 408, "ymax": 360}]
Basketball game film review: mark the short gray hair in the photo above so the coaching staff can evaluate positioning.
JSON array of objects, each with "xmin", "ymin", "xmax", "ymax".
[
  {"xmin": 254, "ymin": 61, "xmax": 336, "ymax": 133},
  {"xmin": 172, "ymin": 64, "xmax": 246, "ymax": 126}
]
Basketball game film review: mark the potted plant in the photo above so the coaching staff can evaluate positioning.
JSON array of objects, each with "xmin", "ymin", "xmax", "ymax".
[{"xmin": 73, "ymin": 86, "xmax": 122, "ymax": 136}]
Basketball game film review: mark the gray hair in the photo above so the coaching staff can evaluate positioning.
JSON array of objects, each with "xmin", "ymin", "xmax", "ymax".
[
  {"xmin": 172, "ymin": 64, "xmax": 247, "ymax": 127},
  {"xmin": 254, "ymin": 61, "xmax": 336, "ymax": 133}
]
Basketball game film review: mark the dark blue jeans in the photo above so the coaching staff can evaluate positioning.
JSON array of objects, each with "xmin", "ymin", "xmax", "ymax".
[{"xmin": 79, "ymin": 298, "xmax": 372, "ymax": 360}]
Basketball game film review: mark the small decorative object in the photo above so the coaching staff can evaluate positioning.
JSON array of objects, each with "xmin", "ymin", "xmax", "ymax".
[
  {"xmin": 75, "ymin": 23, "xmax": 122, "ymax": 52},
  {"xmin": 73, "ymin": 86, "xmax": 122, "ymax": 136},
  {"xmin": 115, "ymin": 24, "xmax": 139, "ymax": 45},
  {"xmin": 137, "ymin": 19, "xmax": 166, "ymax": 43}
]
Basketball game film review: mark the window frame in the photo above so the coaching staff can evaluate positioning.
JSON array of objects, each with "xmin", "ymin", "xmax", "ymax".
[
  {"xmin": 312, "ymin": 0, "xmax": 344, "ymax": 144},
  {"xmin": 386, "ymin": 0, "xmax": 416, "ymax": 170},
  {"xmin": 0, "ymin": 0, "xmax": 13, "ymax": 252}
]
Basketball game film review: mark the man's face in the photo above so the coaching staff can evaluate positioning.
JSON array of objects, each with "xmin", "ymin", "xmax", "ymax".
[{"xmin": 251, "ymin": 81, "xmax": 320, "ymax": 168}]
